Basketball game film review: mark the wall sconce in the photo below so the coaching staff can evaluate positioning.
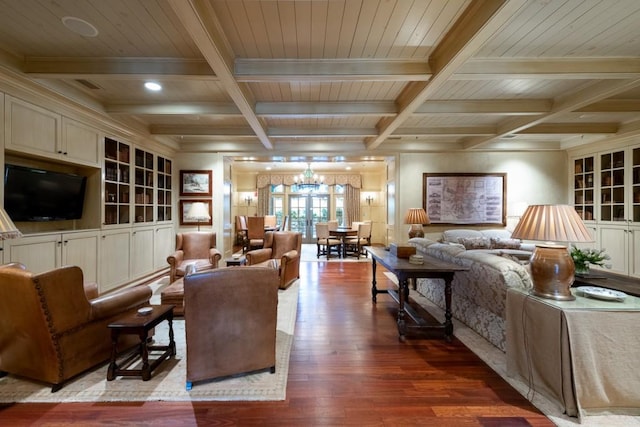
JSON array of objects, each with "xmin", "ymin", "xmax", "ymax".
[
  {"xmin": 365, "ymin": 195, "xmax": 374, "ymax": 205},
  {"xmin": 244, "ymin": 196, "xmax": 253, "ymax": 206}
]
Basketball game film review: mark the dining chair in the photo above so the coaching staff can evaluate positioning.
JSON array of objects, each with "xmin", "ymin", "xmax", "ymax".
[
  {"xmin": 246, "ymin": 216, "xmax": 266, "ymax": 250},
  {"xmin": 344, "ymin": 222, "xmax": 372, "ymax": 258},
  {"xmin": 315, "ymin": 223, "xmax": 342, "ymax": 259},
  {"xmin": 264, "ymin": 215, "xmax": 277, "ymax": 230},
  {"xmin": 280, "ymin": 215, "xmax": 289, "ymax": 231}
]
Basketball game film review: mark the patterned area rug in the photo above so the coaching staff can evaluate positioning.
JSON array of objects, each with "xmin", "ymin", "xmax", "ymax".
[
  {"xmin": 383, "ymin": 272, "xmax": 640, "ymax": 427},
  {"xmin": 0, "ymin": 278, "xmax": 299, "ymax": 403}
]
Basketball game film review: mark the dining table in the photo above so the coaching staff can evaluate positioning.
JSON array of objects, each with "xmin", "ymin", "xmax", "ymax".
[{"xmin": 329, "ymin": 227, "xmax": 357, "ymax": 258}]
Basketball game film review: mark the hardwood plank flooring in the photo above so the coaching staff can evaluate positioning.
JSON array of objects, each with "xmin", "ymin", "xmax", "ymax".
[{"xmin": 0, "ymin": 261, "xmax": 553, "ymax": 426}]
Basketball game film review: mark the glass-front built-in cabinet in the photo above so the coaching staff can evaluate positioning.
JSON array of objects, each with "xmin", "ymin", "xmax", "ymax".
[
  {"xmin": 633, "ymin": 147, "xmax": 640, "ymax": 223},
  {"xmin": 104, "ymin": 137, "xmax": 131, "ymax": 225},
  {"xmin": 600, "ymin": 150, "xmax": 626, "ymax": 222},
  {"xmin": 157, "ymin": 156, "xmax": 172, "ymax": 222},
  {"xmin": 573, "ymin": 145, "xmax": 640, "ymax": 278},
  {"xmin": 104, "ymin": 137, "xmax": 174, "ymax": 227},
  {"xmin": 134, "ymin": 148, "xmax": 154, "ymax": 223},
  {"xmin": 573, "ymin": 156, "xmax": 594, "ymax": 221}
]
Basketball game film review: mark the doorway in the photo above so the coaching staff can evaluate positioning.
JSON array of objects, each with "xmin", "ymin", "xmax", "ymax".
[{"xmin": 288, "ymin": 193, "xmax": 330, "ymax": 243}]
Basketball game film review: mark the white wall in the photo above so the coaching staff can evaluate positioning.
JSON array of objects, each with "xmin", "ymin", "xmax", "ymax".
[{"xmin": 396, "ymin": 151, "xmax": 568, "ymax": 242}]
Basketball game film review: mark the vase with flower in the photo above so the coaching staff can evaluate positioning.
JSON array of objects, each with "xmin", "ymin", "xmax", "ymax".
[{"xmin": 570, "ymin": 246, "xmax": 611, "ymax": 276}]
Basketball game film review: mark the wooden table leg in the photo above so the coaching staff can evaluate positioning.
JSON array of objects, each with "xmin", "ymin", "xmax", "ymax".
[
  {"xmin": 397, "ymin": 277, "xmax": 408, "ymax": 342},
  {"xmin": 371, "ymin": 258, "xmax": 378, "ymax": 303},
  {"xmin": 107, "ymin": 330, "xmax": 119, "ymax": 381},
  {"xmin": 443, "ymin": 274, "xmax": 453, "ymax": 342},
  {"xmin": 139, "ymin": 330, "xmax": 151, "ymax": 381}
]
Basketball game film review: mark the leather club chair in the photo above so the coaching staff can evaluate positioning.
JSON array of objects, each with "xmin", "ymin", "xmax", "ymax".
[
  {"xmin": 0, "ymin": 263, "xmax": 152, "ymax": 392},
  {"xmin": 167, "ymin": 231, "xmax": 222, "ymax": 283},
  {"xmin": 183, "ymin": 266, "xmax": 280, "ymax": 390},
  {"xmin": 245, "ymin": 231, "xmax": 302, "ymax": 289}
]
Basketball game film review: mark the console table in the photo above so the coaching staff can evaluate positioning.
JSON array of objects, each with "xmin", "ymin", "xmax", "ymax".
[
  {"xmin": 506, "ymin": 287, "xmax": 640, "ymax": 418},
  {"xmin": 365, "ymin": 246, "xmax": 468, "ymax": 341}
]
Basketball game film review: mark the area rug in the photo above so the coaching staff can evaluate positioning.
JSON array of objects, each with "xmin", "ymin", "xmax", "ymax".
[
  {"xmin": 383, "ymin": 272, "xmax": 640, "ymax": 427},
  {"xmin": 0, "ymin": 279, "xmax": 299, "ymax": 403}
]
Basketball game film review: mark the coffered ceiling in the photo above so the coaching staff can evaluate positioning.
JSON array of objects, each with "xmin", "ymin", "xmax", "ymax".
[{"xmin": 1, "ymin": 0, "xmax": 640, "ymax": 169}]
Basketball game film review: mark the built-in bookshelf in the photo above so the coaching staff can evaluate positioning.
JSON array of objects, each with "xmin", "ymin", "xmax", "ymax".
[
  {"xmin": 157, "ymin": 156, "xmax": 172, "ymax": 222},
  {"xmin": 573, "ymin": 156, "xmax": 594, "ymax": 221},
  {"xmin": 134, "ymin": 148, "xmax": 154, "ymax": 223},
  {"xmin": 104, "ymin": 137, "xmax": 130, "ymax": 225}
]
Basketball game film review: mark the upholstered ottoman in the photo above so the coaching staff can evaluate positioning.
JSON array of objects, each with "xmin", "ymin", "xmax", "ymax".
[{"xmin": 160, "ymin": 277, "xmax": 186, "ymax": 315}]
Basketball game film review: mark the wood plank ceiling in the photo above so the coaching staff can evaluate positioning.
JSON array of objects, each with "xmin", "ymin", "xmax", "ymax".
[{"xmin": 1, "ymin": 0, "xmax": 640, "ymax": 169}]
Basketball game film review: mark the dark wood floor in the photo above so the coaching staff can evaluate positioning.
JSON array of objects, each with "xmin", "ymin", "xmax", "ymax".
[{"xmin": 0, "ymin": 260, "xmax": 553, "ymax": 426}]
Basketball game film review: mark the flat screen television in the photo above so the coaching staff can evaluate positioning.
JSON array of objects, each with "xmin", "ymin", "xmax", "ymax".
[{"xmin": 4, "ymin": 164, "xmax": 87, "ymax": 222}]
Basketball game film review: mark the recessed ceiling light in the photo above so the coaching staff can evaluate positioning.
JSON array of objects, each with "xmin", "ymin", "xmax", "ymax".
[
  {"xmin": 144, "ymin": 82, "xmax": 162, "ymax": 91},
  {"xmin": 61, "ymin": 16, "xmax": 99, "ymax": 37}
]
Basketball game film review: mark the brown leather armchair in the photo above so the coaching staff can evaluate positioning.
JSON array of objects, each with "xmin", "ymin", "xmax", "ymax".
[
  {"xmin": 167, "ymin": 231, "xmax": 222, "ymax": 283},
  {"xmin": 0, "ymin": 263, "xmax": 152, "ymax": 392},
  {"xmin": 245, "ymin": 231, "xmax": 302, "ymax": 289},
  {"xmin": 183, "ymin": 266, "xmax": 280, "ymax": 389}
]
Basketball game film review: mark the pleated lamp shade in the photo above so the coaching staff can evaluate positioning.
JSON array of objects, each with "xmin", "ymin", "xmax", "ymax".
[
  {"xmin": 511, "ymin": 205, "xmax": 593, "ymax": 301},
  {"xmin": 0, "ymin": 207, "xmax": 22, "ymax": 240},
  {"xmin": 511, "ymin": 204, "xmax": 593, "ymax": 243},
  {"xmin": 404, "ymin": 208, "xmax": 430, "ymax": 239}
]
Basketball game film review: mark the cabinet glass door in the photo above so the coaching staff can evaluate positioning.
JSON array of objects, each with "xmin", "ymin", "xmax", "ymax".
[
  {"xmin": 104, "ymin": 137, "xmax": 130, "ymax": 225},
  {"xmin": 573, "ymin": 156, "xmax": 594, "ymax": 220},
  {"xmin": 633, "ymin": 147, "xmax": 640, "ymax": 223},
  {"xmin": 600, "ymin": 151, "xmax": 626, "ymax": 222}
]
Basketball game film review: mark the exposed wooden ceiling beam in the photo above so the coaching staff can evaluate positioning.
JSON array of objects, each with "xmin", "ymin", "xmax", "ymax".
[
  {"xmin": 168, "ymin": 0, "xmax": 273, "ymax": 150},
  {"xmin": 106, "ymin": 102, "xmax": 240, "ymax": 115},
  {"xmin": 522, "ymin": 123, "xmax": 619, "ymax": 134},
  {"xmin": 455, "ymin": 58, "xmax": 640, "ymax": 80},
  {"xmin": 414, "ymin": 100, "xmax": 550, "ymax": 115},
  {"xmin": 256, "ymin": 102, "xmax": 397, "ymax": 117},
  {"xmin": 463, "ymin": 79, "xmax": 640, "ymax": 149},
  {"xmin": 234, "ymin": 59, "xmax": 431, "ymax": 82},
  {"xmin": 365, "ymin": 0, "xmax": 529, "ymax": 150},
  {"xmin": 23, "ymin": 57, "xmax": 216, "ymax": 79}
]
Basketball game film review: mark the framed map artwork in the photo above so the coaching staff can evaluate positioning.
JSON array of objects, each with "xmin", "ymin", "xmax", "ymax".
[{"xmin": 423, "ymin": 173, "xmax": 506, "ymax": 225}]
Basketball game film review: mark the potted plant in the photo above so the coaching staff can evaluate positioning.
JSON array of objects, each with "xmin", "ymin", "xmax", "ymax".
[{"xmin": 570, "ymin": 246, "xmax": 611, "ymax": 276}]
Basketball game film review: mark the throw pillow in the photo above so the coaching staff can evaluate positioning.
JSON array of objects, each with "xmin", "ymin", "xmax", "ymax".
[
  {"xmin": 490, "ymin": 237, "xmax": 521, "ymax": 250},
  {"xmin": 458, "ymin": 237, "xmax": 489, "ymax": 250}
]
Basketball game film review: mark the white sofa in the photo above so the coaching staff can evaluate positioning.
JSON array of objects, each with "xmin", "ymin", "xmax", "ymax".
[{"xmin": 408, "ymin": 230, "xmax": 533, "ymax": 352}]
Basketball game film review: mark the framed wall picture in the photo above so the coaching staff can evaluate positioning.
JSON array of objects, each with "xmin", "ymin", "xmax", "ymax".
[
  {"xmin": 179, "ymin": 199, "xmax": 212, "ymax": 226},
  {"xmin": 180, "ymin": 170, "xmax": 212, "ymax": 196},
  {"xmin": 423, "ymin": 173, "xmax": 506, "ymax": 225}
]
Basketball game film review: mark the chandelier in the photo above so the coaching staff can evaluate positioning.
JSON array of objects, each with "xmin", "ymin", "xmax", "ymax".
[{"xmin": 294, "ymin": 163, "xmax": 324, "ymax": 190}]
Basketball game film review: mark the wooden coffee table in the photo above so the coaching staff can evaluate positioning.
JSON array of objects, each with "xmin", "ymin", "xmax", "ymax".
[{"xmin": 107, "ymin": 304, "xmax": 176, "ymax": 381}]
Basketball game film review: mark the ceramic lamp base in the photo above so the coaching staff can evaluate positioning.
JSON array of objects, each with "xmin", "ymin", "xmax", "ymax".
[
  {"xmin": 407, "ymin": 224, "xmax": 425, "ymax": 239},
  {"xmin": 529, "ymin": 244, "xmax": 576, "ymax": 301}
]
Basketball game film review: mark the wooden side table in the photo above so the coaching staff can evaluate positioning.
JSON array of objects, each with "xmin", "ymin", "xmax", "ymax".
[
  {"xmin": 107, "ymin": 304, "xmax": 176, "ymax": 381},
  {"xmin": 226, "ymin": 255, "xmax": 247, "ymax": 266}
]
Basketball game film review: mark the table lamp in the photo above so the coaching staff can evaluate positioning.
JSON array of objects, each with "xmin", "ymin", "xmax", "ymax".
[
  {"xmin": 404, "ymin": 208, "xmax": 430, "ymax": 239},
  {"xmin": 511, "ymin": 204, "xmax": 593, "ymax": 301},
  {"xmin": 186, "ymin": 202, "xmax": 210, "ymax": 231},
  {"xmin": 0, "ymin": 207, "xmax": 22, "ymax": 240}
]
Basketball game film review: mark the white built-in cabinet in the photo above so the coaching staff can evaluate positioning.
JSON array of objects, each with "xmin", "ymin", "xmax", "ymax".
[
  {"xmin": 571, "ymin": 145, "xmax": 640, "ymax": 278},
  {"xmin": 100, "ymin": 229, "xmax": 131, "ymax": 293},
  {"xmin": 4, "ymin": 96, "xmax": 100, "ymax": 167},
  {"xmin": 2, "ymin": 94, "xmax": 175, "ymax": 293},
  {"xmin": 3, "ymin": 230, "xmax": 99, "ymax": 283},
  {"xmin": 154, "ymin": 225, "xmax": 174, "ymax": 270},
  {"xmin": 131, "ymin": 227, "xmax": 155, "ymax": 279}
]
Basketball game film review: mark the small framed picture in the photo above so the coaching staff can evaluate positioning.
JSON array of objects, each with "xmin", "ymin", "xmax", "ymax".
[
  {"xmin": 180, "ymin": 170, "xmax": 212, "ymax": 196},
  {"xmin": 179, "ymin": 199, "xmax": 212, "ymax": 226}
]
